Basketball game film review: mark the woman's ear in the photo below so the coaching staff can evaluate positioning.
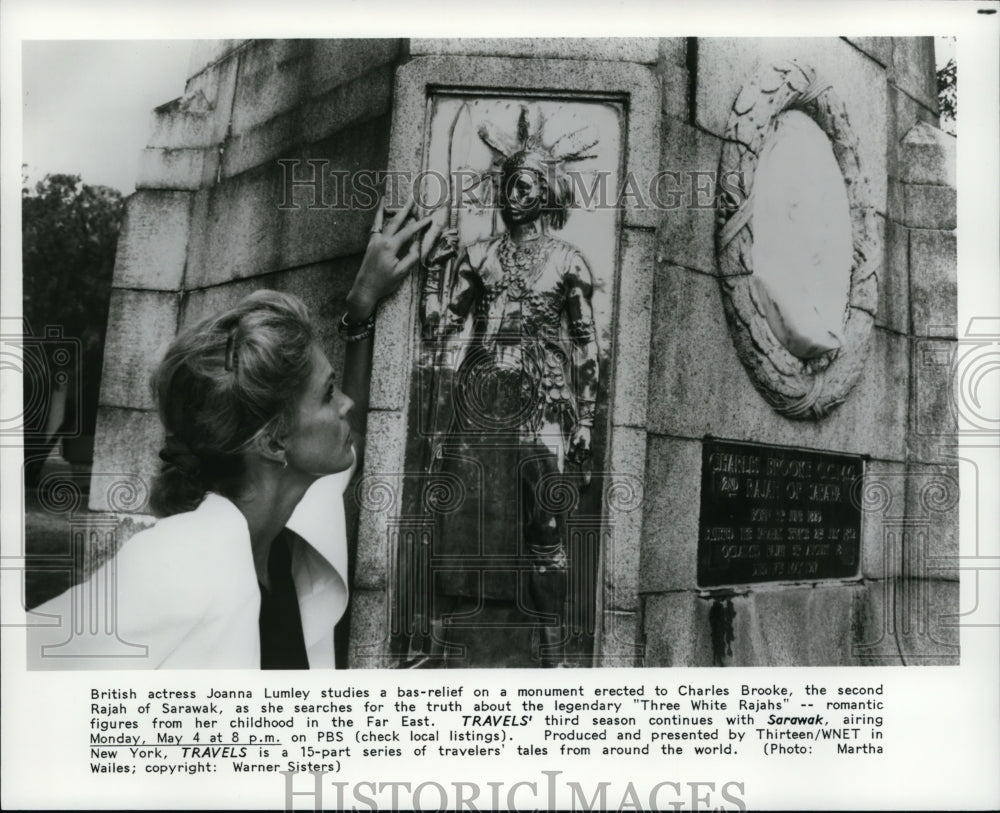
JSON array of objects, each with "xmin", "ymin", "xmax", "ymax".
[{"xmin": 250, "ymin": 427, "xmax": 287, "ymax": 468}]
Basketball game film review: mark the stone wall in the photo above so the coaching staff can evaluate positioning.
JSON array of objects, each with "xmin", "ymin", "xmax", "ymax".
[
  {"xmin": 92, "ymin": 37, "xmax": 956, "ymax": 667},
  {"xmin": 642, "ymin": 37, "xmax": 956, "ymax": 666}
]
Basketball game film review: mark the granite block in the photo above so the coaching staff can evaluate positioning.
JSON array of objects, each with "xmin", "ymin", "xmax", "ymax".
[
  {"xmin": 113, "ymin": 191, "xmax": 193, "ymax": 291},
  {"xmin": 99, "ymin": 290, "xmax": 179, "ymax": 411}
]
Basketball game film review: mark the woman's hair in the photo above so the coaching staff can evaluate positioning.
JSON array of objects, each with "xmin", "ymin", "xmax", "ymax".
[{"xmin": 149, "ymin": 290, "xmax": 315, "ymax": 517}]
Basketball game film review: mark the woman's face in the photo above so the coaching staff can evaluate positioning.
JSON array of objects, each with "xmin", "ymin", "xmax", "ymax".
[{"xmin": 283, "ymin": 345, "xmax": 355, "ymax": 475}]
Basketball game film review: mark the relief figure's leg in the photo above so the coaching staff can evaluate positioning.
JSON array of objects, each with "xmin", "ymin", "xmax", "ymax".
[{"xmin": 521, "ymin": 438, "xmax": 570, "ymax": 667}]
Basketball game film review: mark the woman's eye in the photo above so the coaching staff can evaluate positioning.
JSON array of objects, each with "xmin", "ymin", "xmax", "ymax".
[{"xmin": 325, "ymin": 383, "xmax": 335, "ymax": 403}]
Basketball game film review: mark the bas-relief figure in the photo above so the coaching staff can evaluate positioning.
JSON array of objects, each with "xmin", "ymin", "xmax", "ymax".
[{"xmin": 410, "ymin": 102, "xmax": 609, "ymax": 667}]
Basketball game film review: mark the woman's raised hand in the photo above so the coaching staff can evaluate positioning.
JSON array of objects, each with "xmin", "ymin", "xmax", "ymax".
[{"xmin": 346, "ymin": 197, "xmax": 433, "ymax": 322}]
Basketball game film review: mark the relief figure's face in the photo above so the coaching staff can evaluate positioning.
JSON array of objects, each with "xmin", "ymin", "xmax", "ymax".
[{"xmin": 501, "ymin": 165, "xmax": 545, "ymax": 225}]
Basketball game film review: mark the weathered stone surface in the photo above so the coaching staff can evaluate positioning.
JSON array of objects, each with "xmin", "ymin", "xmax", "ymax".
[
  {"xmin": 903, "ymin": 463, "xmax": 959, "ymax": 581},
  {"xmin": 893, "ymin": 578, "xmax": 960, "ymax": 664},
  {"xmin": 859, "ymin": 459, "xmax": 907, "ymax": 580},
  {"xmin": 187, "ymin": 39, "xmax": 247, "ymax": 80},
  {"xmin": 695, "ymin": 38, "xmax": 888, "ymax": 212},
  {"xmin": 220, "ymin": 113, "xmax": 298, "ymax": 180},
  {"xmin": 150, "ymin": 49, "xmax": 239, "ymax": 152},
  {"xmin": 411, "ymin": 38, "xmax": 660, "ymax": 63},
  {"xmin": 659, "ymin": 37, "xmax": 688, "ymax": 68},
  {"xmin": 274, "ymin": 260, "xmax": 356, "ymax": 362},
  {"xmin": 890, "ymin": 37, "xmax": 939, "ymax": 113},
  {"xmin": 659, "ymin": 53, "xmax": 689, "ymax": 122},
  {"xmin": 887, "ymin": 87, "xmax": 940, "ymax": 182},
  {"xmin": 185, "ymin": 167, "xmax": 283, "ymax": 288},
  {"xmin": 299, "ymin": 65, "xmax": 394, "ymax": 146},
  {"xmin": 223, "ymin": 67, "xmax": 394, "ymax": 180},
  {"xmin": 280, "ymin": 117, "xmax": 392, "ymax": 271},
  {"xmin": 181, "ymin": 51, "xmax": 241, "ymax": 148},
  {"xmin": 366, "ymin": 268, "xmax": 415, "ymax": 413},
  {"xmin": 887, "ymin": 176, "xmax": 903, "ymax": 223},
  {"xmin": 597, "ymin": 610, "xmax": 642, "ymax": 667},
  {"xmin": 179, "ymin": 277, "xmax": 260, "ymax": 328},
  {"xmin": 647, "ymin": 265, "xmax": 908, "ymax": 461},
  {"xmin": 99, "ymin": 290, "xmax": 179, "ymax": 411},
  {"xmin": 721, "ymin": 584, "xmax": 862, "ymax": 666},
  {"xmin": 880, "ymin": 216, "xmax": 909, "ymax": 335},
  {"xmin": 611, "ymin": 229, "xmax": 655, "ymax": 429},
  {"xmin": 649, "ymin": 585, "xmax": 867, "ymax": 666},
  {"xmin": 113, "ymin": 191, "xmax": 193, "ymax": 291},
  {"xmin": 910, "ymin": 337, "xmax": 958, "ymax": 463},
  {"xmin": 89, "ymin": 408, "xmax": 162, "ymax": 513},
  {"xmin": 604, "ymin": 426, "xmax": 648, "ymax": 613},
  {"xmin": 899, "ymin": 122, "xmax": 956, "ymax": 187},
  {"xmin": 347, "ymin": 588, "xmax": 391, "ymax": 667},
  {"xmin": 900, "ymin": 183, "xmax": 957, "ymax": 230},
  {"xmin": 308, "ymin": 39, "xmax": 401, "ymax": 98},
  {"xmin": 655, "ymin": 117, "xmax": 721, "ymax": 276},
  {"xmin": 88, "ymin": 474, "xmax": 154, "ymax": 521},
  {"xmin": 638, "ymin": 435, "xmax": 701, "ymax": 593},
  {"xmin": 642, "ymin": 592, "xmax": 712, "ymax": 667},
  {"xmin": 198, "ymin": 113, "xmax": 390, "ymax": 289},
  {"xmin": 850, "ymin": 581, "xmax": 905, "ymax": 665},
  {"xmin": 230, "ymin": 40, "xmax": 310, "ymax": 136},
  {"xmin": 355, "ymin": 410, "xmax": 407, "ymax": 591},
  {"xmin": 843, "ymin": 36, "xmax": 892, "ymax": 67},
  {"xmin": 136, "ymin": 147, "xmax": 208, "ymax": 191},
  {"xmin": 147, "ymin": 100, "xmax": 216, "ymax": 151},
  {"xmin": 909, "ymin": 229, "xmax": 957, "ymax": 337}
]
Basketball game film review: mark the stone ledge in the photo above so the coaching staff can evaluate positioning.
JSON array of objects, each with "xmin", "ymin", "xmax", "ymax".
[
  {"xmin": 410, "ymin": 38, "xmax": 660, "ymax": 64},
  {"xmin": 136, "ymin": 148, "xmax": 210, "ymax": 192}
]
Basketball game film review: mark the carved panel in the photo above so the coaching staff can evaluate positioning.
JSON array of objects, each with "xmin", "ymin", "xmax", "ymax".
[{"xmin": 716, "ymin": 60, "xmax": 879, "ymax": 419}]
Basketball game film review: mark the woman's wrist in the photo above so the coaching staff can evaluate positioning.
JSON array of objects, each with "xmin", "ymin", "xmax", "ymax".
[{"xmin": 344, "ymin": 290, "xmax": 376, "ymax": 324}]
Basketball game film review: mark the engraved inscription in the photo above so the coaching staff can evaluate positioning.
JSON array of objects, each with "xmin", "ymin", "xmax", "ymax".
[{"xmin": 698, "ymin": 440, "xmax": 863, "ymax": 586}]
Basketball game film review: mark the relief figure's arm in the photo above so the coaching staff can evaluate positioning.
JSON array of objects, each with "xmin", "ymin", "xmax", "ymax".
[
  {"xmin": 420, "ymin": 231, "xmax": 479, "ymax": 339},
  {"xmin": 565, "ymin": 254, "xmax": 599, "ymax": 465}
]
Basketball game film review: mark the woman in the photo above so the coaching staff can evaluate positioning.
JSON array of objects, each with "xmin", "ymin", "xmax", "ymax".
[{"xmin": 28, "ymin": 199, "xmax": 430, "ymax": 669}]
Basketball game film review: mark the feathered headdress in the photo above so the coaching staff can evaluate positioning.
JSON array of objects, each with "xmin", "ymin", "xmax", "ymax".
[{"xmin": 476, "ymin": 104, "xmax": 600, "ymax": 230}]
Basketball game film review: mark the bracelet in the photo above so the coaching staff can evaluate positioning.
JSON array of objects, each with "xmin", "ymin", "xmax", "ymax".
[{"xmin": 338, "ymin": 311, "xmax": 376, "ymax": 343}]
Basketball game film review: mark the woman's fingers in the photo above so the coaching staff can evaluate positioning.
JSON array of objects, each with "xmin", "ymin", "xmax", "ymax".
[
  {"xmin": 395, "ymin": 215, "xmax": 434, "ymax": 246},
  {"xmin": 384, "ymin": 195, "xmax": 415, "ymax": 237},
  {"xmin": 421, "ymin": 218, "xmax": 446, "ymax": 262},
  {"xmin": 394, "ymin": 239, "xmax": 422, "ymax": 275},
  {"xmin": 370, "ymin": 196, "xmax": 386, "ymax": 235}
]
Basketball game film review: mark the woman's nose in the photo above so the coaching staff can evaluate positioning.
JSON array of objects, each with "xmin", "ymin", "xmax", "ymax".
[{"xmin": 338, "ymin": 392, "xmax": 355, "ymax": 418}]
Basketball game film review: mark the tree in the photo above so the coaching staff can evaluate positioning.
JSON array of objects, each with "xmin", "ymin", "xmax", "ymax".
[
  {"xmin": 936, "ymin": 44, "xmax": 956, "ymax": 136},
  {"xmin": 21, "ymin": 173, "xmax": 124, "ymax": 482},
  {"xmin": 22, "ymin": 173, "xmax": 123, "ymax": 341}
]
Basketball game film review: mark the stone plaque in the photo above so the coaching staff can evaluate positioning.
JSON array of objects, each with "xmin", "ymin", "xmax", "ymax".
[
  {"xmin": 398, "ymin": 93, "xmax": 626, "ymax": 667},
  {"xmin": 698, "ymin": 439, "xmax": 863, "ymax": 587}
]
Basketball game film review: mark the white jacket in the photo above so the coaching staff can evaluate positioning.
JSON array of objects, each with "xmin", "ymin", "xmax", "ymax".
[{"xmin": 27, "ymin": 470, "xmax": 351, "ymax": 669}]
